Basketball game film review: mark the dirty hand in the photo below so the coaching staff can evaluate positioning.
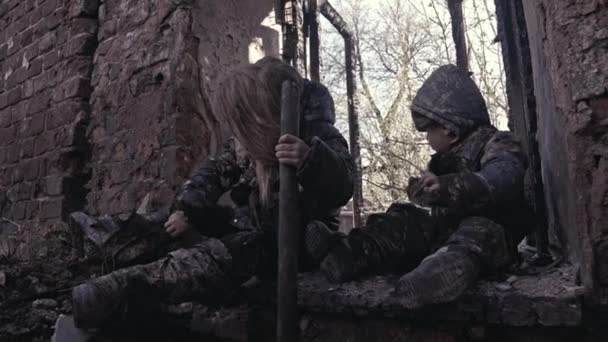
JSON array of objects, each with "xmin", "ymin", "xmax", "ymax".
[
  {"xmin": 275, "ymin": 134, "xmax": 310, "ymax": 167},
  {"xmin": 419, "ymin": 171, "xmax": 440, "ymax": 194},
  {"xmin": 164, "ymin": 210, "xmax": 190, "ymax": 238}
]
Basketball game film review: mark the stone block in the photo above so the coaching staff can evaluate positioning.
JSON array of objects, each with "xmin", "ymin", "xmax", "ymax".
[
  {"xmin": 11, "ymin": 200, "xmax": 26, "ymax": 220},
  {"xmin": 25, "ymin": 113, "xmax": 45, "ymax": 136},
  {"xmin": 7, "ymin": 86, "xmax": 22, "ymax": 105},
  {"xmin": 34, "ymin": 131, "xmax": 52, "ymax": 155},
  {"xmin": 0, "ymin": 125, "xmax": 16, "ymax": 145},
  {"xmin": 67, "ymin": 34, "xmax": 96, "ymax": 57},
  {"xmin": 23, "ymin": 158, "xmax": 40, "ymax": 181},
  {"xmin": 27, "ymin": 57, "xmax": 43, "ymax": 78},
  {"xmin": 38, "ymin": 31, "xmax": 57, "ymax": 55},
  {"xmin": 19, "ymin": 27, "xmax": 33, "ymax": 48},
  {"xmin": 20, "ymin": 138, "xmax": 34, "ymax": 158},
  {"xmin": 40, "ymin": 0, "xmax": 58, "ymax": 17},
  {"xmin": 70, "ymin": 0, "xmax": 98, "ymax": 18},
  {"xmin": 40, "ymin": 197, "xmax": 63, "ymax": 219},
  {"xmin": 45, "ymin": 174, "xmax": 63, "ymax": 195}
]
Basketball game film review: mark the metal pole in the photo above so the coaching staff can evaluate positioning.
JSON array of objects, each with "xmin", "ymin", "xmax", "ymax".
[
  {"xmin": 277, "ymin": 80, "xmax": 301, "ymax": 342},
  {"xmin": 319, "ymin": 0, "xmax": 363, "ymax": 227},
  {"xmin": 307, "ymin": 0, "xmax": 320, "ymax": 82}
]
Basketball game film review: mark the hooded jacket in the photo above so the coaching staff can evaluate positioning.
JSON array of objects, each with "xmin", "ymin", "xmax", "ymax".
[
  {"xmin": 408, "ymin": 65, "xmax": 530, "ymax": 245},
  {"xmin": 175, "ymin": 81, "xmax": 354, "ymax": 237}
]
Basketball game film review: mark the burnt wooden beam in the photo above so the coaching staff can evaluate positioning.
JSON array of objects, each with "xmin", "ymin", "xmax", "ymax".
[
  {"xmin": 447, "ymin": 0, "xmax": 469, "ymax": 70},
  {"xmin": 277, "ymin": 80, "xmax": 302, "ymax": 342}
]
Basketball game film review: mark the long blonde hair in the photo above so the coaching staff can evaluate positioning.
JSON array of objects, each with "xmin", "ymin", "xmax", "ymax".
[{"xmin": 213, "ymin": 57, "xmax": 303, "ymax": 206}]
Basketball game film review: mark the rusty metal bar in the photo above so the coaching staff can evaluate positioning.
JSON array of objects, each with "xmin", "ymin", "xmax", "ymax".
[
  {"xmin": 307, "ymin": 0, "xmax": 320, "ymax": 82},
  {"xmin": 319, "ymin": 0, "xmax": 363, "ymax": 228}
]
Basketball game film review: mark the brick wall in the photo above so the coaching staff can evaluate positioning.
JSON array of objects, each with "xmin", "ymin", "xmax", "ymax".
[
  {"xmin": 0, "ymin": 0, "xmax": 280, "ymax": 257},
  {"xmin": 0, "ymin": 0, "xmax": 97, "ymax": 257},
  {"xmin": 86, "ymin": 0, "xmax": 279, "ymax": 216}
]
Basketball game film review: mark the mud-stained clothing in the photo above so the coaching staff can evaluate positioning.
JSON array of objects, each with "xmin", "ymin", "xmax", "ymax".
[
  {"xmin": 71, "ymin": 80, "xmax": 354, "ymax": 329},
  {"xmin": 321, "ymin": 65, "xmax": 531, "ymax": 302}
]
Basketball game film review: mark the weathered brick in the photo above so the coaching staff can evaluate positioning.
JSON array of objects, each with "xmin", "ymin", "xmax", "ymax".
[
  {"xmin": 29, "ymin": 7, "xmax": 42, "ymax": 26},
  {"xmin": 67, "ymin": 34, "xmax": 97, "ymax": 57},
  {"xmin": 10, "ymin": 165, "xmax": 23, "ymax": 183},
  {"xmin": 111, "ymin": 160, "xmax": 131, "ymax": 184},
  {"xmin": 54, "ymin": 125, "xmax": 75, "ymax": 147},
  {"xmin": 23, "ymin": 158, "xmax": 40, "ymax": 181},
  {"xmin": 25, "ymin": 113, "xmax": 45, "ymax": 136},
  {"xmin": 7, "ymin": 183, "xmax": 32, "ymax": 201},
  {"xmin": 11, "ymin": 104, "xmax": 26, "ymax": 125},
  {"xmin": 20, "ymin": 138, "xmax": 34, "ymax": 158},
  {"xmin": 13, "ymin": 13, "xmax": 28, "ymax": 33},
  {"xmin": 7, "ymin": 86, "xmax": 22, "ymax": 105},
  {"xmin": 22, "ymin": 42, "xmax": 39, "ymax": 62},
  {"xmin": 45, "ymin": 174, "xmax": 63, "ymax": 195},
  {"xmin": 38, "ymin": 31, "xmax": 56, "ymax": 55},
  {"xmin": 0, "ymin": 108, "xmax": 10, "ymax": 127},
  {"xmin": 32, "ymin": 73, "xmax": 48, "ymax": 94},
  {"xmin": 19, "ymin": 27, "xmax": 33, "ymax": 48},
  {"xmin": 13, "ymin": 3, "xmax": 24, "ymax": 20},
  {"xmin": 64, "ymin": 57, "xmax": 93, "ymax": 80},
  {"xmin": 0, "ymin": 44, "xmax": 7, "ymax": 62},
  {"xmin": 23, "ymin": 79, "xmax": 34, "ymax": 98},
  {"xmin": 27, "ymin": 57, "xmax": 43, "ymax": 78},
  {"xmin": 5, "ymin": 68, "xmax": 18, "ymax": 89},
  {"xmin": 29, "ymin": 90, "xmax": 50, "ymax": 114},
  {"xmin": 0, "ymin": 147, "xmax": 5, "ymax": 164},
  {"xmin": 43, "ymin": 10, "xmax": 62, "ymax": 30},
  {"xmin": 6, "ymin": 144, "xmax": 19, "ymax": 163},
  {"xmin": 41, "ymin": 50, "xmax": 59, "ymax": 70},
  {"xmin": 0, "ymin": 3, "xmax": 8, "ymax": 19},
  {"xmin": 69, "ymin": 0, "xmax": 99, "ymax": 18},
  {"xmin": 0, "ymin": 93, "xmax": 7, "ymax": 109},
  {"xmin": 14, "ymin": 67, "xmax": 28, "ymax": 84},
  {"xmin": 63, "ymin": 77, "xmax": 91, "ymax": 100},
  {"xmin": 40, "ymin": 197, "xmax": 62, "ymax": 219},
  {"xmin": 40, "ymin": 0, "xmax": 57, "ymax": 17},
  {"xmin": 24, "ymin": 0, "xmax": 36, "ymax": 13},
  {"xmin": 69, "ymin": 17, "xmax": 98, "ymax": 36},
  {"xmin": 0, "ymin": 125, "xmax": 16, "ymax": 145},
  {"xmin": 11, "ymin": 201, "xmax": 26, "ymax": 220},
  {"xmin": 33, "ymin": 131, "xmax": 51, "ymax": 155},
  {"xmin": 25, "ymin": 200, "xmax": 39, "ymax": 219}
]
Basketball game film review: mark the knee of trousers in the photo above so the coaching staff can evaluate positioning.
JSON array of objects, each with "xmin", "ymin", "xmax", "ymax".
[
  {"xmin": 165, "ymin": 238, "xmax": 234, "ymax": 286},
  {"xmin": 446, "ymin": 216, "xmax": 511, "ymax": 271}
]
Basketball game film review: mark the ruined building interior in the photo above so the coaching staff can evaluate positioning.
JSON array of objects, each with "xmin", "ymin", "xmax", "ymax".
[{"xmin": 0, "ymin": 0, "xmax": 607, "ymax": 341}]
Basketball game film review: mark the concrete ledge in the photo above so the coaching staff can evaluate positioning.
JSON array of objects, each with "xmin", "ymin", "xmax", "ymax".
[
  {"xmin": 184, "ymin": 265, "xmax": 584, "ymax": 341},
  {"xmin": 297, "ymin": 265, "xmax": 583, "ymax": 326}
]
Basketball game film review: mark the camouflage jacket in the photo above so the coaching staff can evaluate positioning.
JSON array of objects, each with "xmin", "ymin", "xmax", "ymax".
[
  {"xmin": 408, "ymin": 126, "xmax": 530, "ymax": 242},
  {"xmin": 174, "ymin": 81, "xmax": 354, "ymax": 236}
]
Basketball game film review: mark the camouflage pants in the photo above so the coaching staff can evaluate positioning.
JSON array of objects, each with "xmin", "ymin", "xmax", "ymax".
[
  {"xmin": 107, "ymin": 230, "xmax": 275, "ymax": 305},
  {"xmin": 345, "ymin": 203, "xmax": 513, "ymax": 277}
]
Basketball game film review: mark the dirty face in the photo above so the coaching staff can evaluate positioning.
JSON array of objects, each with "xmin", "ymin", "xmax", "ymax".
[{"xmin": 425, "ymin": 125, "xmax": 457, "ymax": 153}]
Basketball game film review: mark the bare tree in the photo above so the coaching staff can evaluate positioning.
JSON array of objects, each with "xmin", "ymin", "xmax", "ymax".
[{"xmin": 320, "ymin": 0, "xmax": 508, "ymax": 210}]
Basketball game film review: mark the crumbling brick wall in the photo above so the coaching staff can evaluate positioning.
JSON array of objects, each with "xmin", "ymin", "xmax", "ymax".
[
  {"xmin": 86, "ymin": 0, "xmax": 278, "ymax": 216},
  {"xmin": 0, "ymin": 0, "xmax": 280, "ymax": 256},
  {"xmin": 0, "ymin": 0, "xmax": 97, "ymax": 257},
  {"xmin": 521, "ymin": 0, "xmax": 608, "ymax": 304}
]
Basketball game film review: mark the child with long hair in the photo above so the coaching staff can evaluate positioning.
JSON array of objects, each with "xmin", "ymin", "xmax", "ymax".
[{"xmin": 71, "ymin": 57, "xmax": 354, "ymax": 329}]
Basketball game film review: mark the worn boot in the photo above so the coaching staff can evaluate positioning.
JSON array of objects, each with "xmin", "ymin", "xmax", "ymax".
[
  {"xmin": 304, "ymin": 221, "xmax": 342, "ymax": 265},
  {"xmin": 72, "ymin": 238, "xmax": 233, "ymax": 329},
  {"xmin": 320, "ymin": 238, "xmax": 358, "ymax": 283},
  {"xmin": 394, "ymin": 246, "xmax": 479, "ymax": 308},
  {"xmin": 72, "ymin": 269, "xmax": 130, "ymax": 329}
]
